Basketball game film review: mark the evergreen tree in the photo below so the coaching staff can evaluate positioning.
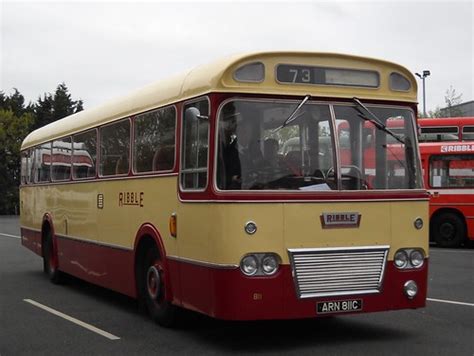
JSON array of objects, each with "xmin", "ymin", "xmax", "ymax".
[
  {"xmin": 0, "ymin": 89, "xmax": 34, "ymax": 116},
  {"xmin": 33, "ymin": 93, "xmax": 54, "ymax": 130},
  {"xmin": 33, "ymin": 83, "xmax": 84, "ymax": 130}
]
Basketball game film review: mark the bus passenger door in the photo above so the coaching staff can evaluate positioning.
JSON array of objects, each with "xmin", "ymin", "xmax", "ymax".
[{"xmin": 177, "ymin": 98, "xmax": 213, "ymax": 312}]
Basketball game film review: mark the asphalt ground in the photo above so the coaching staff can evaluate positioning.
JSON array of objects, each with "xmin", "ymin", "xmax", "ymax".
[{"xmin": 1, "ymin": 216, "xmax": 473, "ymax": 355}]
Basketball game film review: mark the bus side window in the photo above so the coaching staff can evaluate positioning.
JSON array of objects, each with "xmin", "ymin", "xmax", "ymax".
[
  {"xmin": 20, "ymin": 151, "xmax": 28, "ymax": 185},
  {"xmin": 35, "ymin": 143, "xmax": 52, "ymax": 183},
  {"xmin": 27, "ymin": 149, "xmax": 35, "ymax": 184},
  {"xmin": 99, "ymin": 119, "xmax": 130, "ymax": 176},
  {"xmin": 134, "ymin": 106, "xmax": 176, "ymax": 173},
  {"xmin": 181, "ymin": 99, "xmax": 209, "ymax": 190},
  {"xmin": 52, "ymin": 137, "xmax": 72, "ymax": 181},
  {"xmin": 73, "ymin": 129, "xmax": 97, "ymax": 179}
]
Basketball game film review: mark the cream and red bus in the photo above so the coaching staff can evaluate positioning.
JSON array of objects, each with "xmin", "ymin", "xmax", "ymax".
[
  {"xmin": 420, "ymin": 141, "xmax": 474, "ymax": 247},
  {"xmin": 20, "ymin": 52, "xmax": 428, "ymax": 326}
]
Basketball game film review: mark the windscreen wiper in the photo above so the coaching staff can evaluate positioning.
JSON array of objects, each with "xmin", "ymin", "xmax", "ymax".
[
  {"xmin": 273, "ymin": 94, "xmax": 311, "ymax": 132},
  {"xmin": 352, "ymin": 97, "xmax": 405, "ymax": 145}
]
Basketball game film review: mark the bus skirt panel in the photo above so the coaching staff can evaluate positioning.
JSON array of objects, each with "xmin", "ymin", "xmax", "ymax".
[{"xmin": 175, "ymin": 259, "xmax": 428, "ymax": 320}]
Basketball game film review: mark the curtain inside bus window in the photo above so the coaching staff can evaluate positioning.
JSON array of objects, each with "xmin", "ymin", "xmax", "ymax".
[{"xmin": 181, "ymin": 100, "xmax": 209, "ymax": 190}]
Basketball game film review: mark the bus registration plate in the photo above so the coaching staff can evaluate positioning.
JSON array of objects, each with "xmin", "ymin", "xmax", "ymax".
[{"xmin": 317, "ymin": 299, "xmax": 363, "ymax": 314}]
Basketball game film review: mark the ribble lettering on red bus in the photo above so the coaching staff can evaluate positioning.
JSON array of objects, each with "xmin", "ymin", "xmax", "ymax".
[{"xmin": 440, "ymin": 144, "xmax": 474, "ymax": 153}]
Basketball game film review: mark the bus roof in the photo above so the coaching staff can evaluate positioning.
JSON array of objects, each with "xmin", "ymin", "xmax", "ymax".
[
  {"xmin": 418, "ymin": 117, "xmax": 474, "ymax": 125},
  {"xmin": 22, "ymin": 51, "xmax": 417, "ymax": 150}
]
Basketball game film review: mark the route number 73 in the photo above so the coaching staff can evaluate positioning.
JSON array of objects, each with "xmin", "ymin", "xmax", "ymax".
[{"xmin": 289, "ymin": 68, "xmax": 311, "ymax": 83}]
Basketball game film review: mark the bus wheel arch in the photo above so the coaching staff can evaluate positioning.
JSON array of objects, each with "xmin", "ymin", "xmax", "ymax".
[
  {"xmin": 41, "ymin": 214, "xmax": 63, "ymax": 283},
  {"xmin": 134, "ymin": 225, "xmax": 177, "ymax": 327},
  {"xmin": 430, "ymin": 208, "xmax": 466, "ymax": 248}
]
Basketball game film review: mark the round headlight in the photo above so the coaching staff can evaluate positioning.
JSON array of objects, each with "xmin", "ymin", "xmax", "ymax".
[
  {"xmin": 240, "ymin": 255, "xmax": 258, "ymax": 276},
  {"xmin": 403, "ymin": 280, "xmax": 418, "ymax": 299},
  {"xmin": 394, "ymin": 250, "xmax": 409, "ymax": 269},
  {"xmin": 262, "ymin": 254, "xmax": 279, "ymax": 275},
  {"xmin": 410, "ymin": 250, "xmax": 424, "ymax": 267}
]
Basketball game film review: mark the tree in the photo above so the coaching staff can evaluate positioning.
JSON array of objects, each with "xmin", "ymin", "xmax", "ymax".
[
  {"xmin": 33, "ymin": 83, "xmax": 83, "ymax": 130},
  {"xmin": 443, "ymin": 85, "xmax": 463, "ymax": 117},
  {"xmin": 0, "ymin": 89, "xmax": 34, "ymax": 117},
  {"xmin": 425, "ymin": 106, "xmax": 442, "ymax": 118},
  {"xmin": 0, "ymin": 109, "xmax": 34, "ymax": 214}
]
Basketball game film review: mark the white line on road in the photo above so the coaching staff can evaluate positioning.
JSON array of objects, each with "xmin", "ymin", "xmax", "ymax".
[
  {"xmin": 0, "ymin": 233, "xmax": 20, "ymax": 239},
  {"xmin": 23, "ymin": 299, "xmax": 120, "ymax": 340},
  {"xmin": 427, "ymin": 297, "xmax": 474, "ymax": 307}
]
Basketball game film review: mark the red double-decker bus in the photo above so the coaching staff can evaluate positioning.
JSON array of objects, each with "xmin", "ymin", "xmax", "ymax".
[
  {"xmin": 418, "ymin": 117, "xmax": 474, "ymax": 142},
  {"xmin": 420, "ymin": 142, "xmax": 474, "ymax": 247}
]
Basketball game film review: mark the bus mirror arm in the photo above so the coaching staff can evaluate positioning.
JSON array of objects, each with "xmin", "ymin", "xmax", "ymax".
[{"xmin": 185, "ymin": 107, "xmax": 208, "ymax": 121}]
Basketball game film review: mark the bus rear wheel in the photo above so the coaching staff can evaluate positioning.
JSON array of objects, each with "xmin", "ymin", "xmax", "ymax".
[
  {"xmin": 43, "ymin": 230, "xmax": 64, "ymax": 284},
  {"xmin": 432, "ymin": 212, "xmax": 465, "ymax": 248},
  {"xmin": 140, "ymin": 246, "xmax": 177, "ymax": 327}
]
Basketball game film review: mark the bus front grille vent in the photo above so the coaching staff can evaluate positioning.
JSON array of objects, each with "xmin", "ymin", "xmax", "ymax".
[{"xmin": 288, "ymin": 246, "xmax": 389, "ymax": 299}]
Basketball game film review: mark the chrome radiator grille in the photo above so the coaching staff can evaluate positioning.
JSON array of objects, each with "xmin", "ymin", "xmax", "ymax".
[{"xmin": 288, "ymin": 246, "xmax": 389, "ymax": 299}]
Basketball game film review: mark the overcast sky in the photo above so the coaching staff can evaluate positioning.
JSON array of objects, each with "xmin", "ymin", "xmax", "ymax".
[{"xmin": 1, "ymin": 1, "xmax": 473, "ymax": 114}]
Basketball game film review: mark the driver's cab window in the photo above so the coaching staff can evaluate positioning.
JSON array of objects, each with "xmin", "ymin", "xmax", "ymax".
[
  {"xmin": 334, "ymin": 105, "xmax": 416, "ymax": 190},
  {"xmin": 181, "ymin": 99, "xmax": 209, "ymax": 190},
  {"xmin": 216, "ymin": 100, "xmax": 335, "ymax": 190}
]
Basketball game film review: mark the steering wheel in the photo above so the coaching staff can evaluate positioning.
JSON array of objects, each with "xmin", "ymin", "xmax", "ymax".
[{"xmin": 326, "ymin": 165, "xmax": 370, "ymax": 190}]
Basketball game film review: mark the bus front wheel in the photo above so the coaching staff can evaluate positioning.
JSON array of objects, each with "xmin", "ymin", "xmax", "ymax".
[
  {"xmin": 432, "ymin": 212, "xmax": 466, "ymax": 248},
  {"xmin": 43, "ymin": 229, "xmax": 64, "ymax": 284},
  {"xmin": 140, "ymin": 246, "xmax": 177, "ymax": 327}
]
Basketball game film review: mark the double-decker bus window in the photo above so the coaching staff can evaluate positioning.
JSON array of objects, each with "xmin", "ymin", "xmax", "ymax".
[
  {"xmin": 334, "ymin": 105, "xmax": 421, "ymax": 190},
  {"xmin": 462, "ymin": 126, "xmax": 474, "ymax": 141},
  {"xmin": 99, "ymin": 119, "xmax": 130, "ymax": 176},
  {"xmin": 51, "ymin": 137, "xmax": 72, "ymax": 181},
  {"xmin": 73, "ymin": 130, "xmax": 97, "ymax": 179},
  {"xmin": 430, "ymin": 154, "xmax": 474, "ymax": 188},
  {"xmin": 134, "ymin": 106, "xmax": 176, "ymax": 173},
  {"xmin": 217, "ymin": 99, "xmax": 335, "ymax": 190},
  {"xmin": 34, "ymin": 143, "xmax": 51, "ymax": 183},
  {"xmin": 419, "ymin": 127, "xmax": 459, "ymax": 142},
  {"xmin": 181, "ymin": 100, "xmax": 209, "ymax": 189}
]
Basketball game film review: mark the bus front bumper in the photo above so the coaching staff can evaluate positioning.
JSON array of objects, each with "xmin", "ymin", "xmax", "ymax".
[{"xmin": 172, "ymin": 259, "xmax": 428, "ymax": 321}]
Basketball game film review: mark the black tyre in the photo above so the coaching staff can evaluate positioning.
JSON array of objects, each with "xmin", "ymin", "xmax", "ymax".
[
  {"xmin": 43, "ymin": 230, "xmax": 64, "ymax": 284},
  {"xmin": 432, "ymin": 212, "xmax": 466, "ymax": 248},
  {"xmin": 140, "ymin": 246, "xmax": 178, "ymax": 327}
]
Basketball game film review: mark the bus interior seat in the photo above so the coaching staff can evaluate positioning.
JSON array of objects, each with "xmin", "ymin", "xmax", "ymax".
[
  {"xmin": 152, "ymin": 146, "xmax": 174, "ymax": 171},
  {"xmin": 115, "ymin": 156, "xmax": 129, "ymax": 175}
]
